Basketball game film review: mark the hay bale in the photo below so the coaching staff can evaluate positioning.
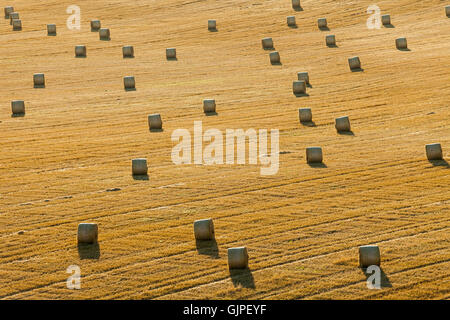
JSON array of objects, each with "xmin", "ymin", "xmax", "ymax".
[
  {"xmin": 4, "ymin": 6, "xmax": 14, "ymax": 19},
  {"xmin": 47, "ymin": 24, "xmax": 56, "ymax": 35},
  {"xmin": 33, "ymin": 73, "xmax": 45, "ymax": 87},
  {"xmin": 447, "ymin": 6, "xmax": 450, "ymax": 17},
  {"xmin": 166, "ymin": 48, "xmax": 176, "ymax": 59},
  {"xmin": 208, "ymin": 19, "xmax": 216, "ymax": 30},
  {"xmin": 287, "ymin": 16, "xmax": 296, "ymax": 26},
  {"xmin": 359, "ymin": 245, "xmax": 380, "ymax": 267},
  {"xmin": 132, "ymin": 158, "xmax": 148, "ymax": 175},
  {"xmin": 99, "ymin": 28, "xmax": 110, "ymax": 40},
  {"xmin": 194, "ymin": 218, "xmax": 215, "ymax": 240},
  {"xmin": 335, "ymin": 116, "xmax": 351, "ymax": 132},
  {"xmin": 12, "ymin": 19, "xmax": 21, "ymax": 31},
  {"xmin": 269, "ymin": 51, "xmax": 280, "ymax": 64},
  {"xmin": 326, "ymin": 34, "xmax": 336, "ymax": 46},
  {"xmin": 148, "ymin": 114, "xmax": 162, "ymax": 130},
  {"xmin": 261, "ymin": 37, "xmax": 273, "ymax": 49},
  {"xmin": 306, "ymin": 147, "xmax": 323, "ymax": 163},
  {"xmin": 292, "ymin": 0, "xmax": 300, "ymax": 9},
  {"xmin": 228, "ymin": 247, "xmax": 248, "ymax": 269},
  {"xmin": 11, "ymin": 100, "xmax": 25, "ymax": 115},
  {"xmin": 396, "ymin": 37, "xmax": 407, "ymax": 49},
  {"xmin": 77, "ymin": 223, "xmax": 98, "ymax": 244},
  {"xmin": 297, "ymin": 72, "xmax": 309, "ymax": 84},
  {"xmin": 203, "ymin": 99, "xmax": 216, "ymax": 113},
  {"xmin": 318, "ymin": 18, "xmax": 327, "ymax": 28},
  {"xmin": 9, "ymin": 12, "xmax": 18, "ymax": 25},
  {"xmin": 348, "ymin": 56, "xmax": 361, "ymax": 70},
  {"xmin": 426, "ymin": 143, "xmax": 443, "ymax": 160},
  {"xmin": 75, "ymin": 45, "xmax": 86, "ymax": 57},
  {"xmin": 382, "ymin": 14, "xmax": 391, "ymax": 25},
  {"xmin": 91, "ymin": 20, "xmax": 101, "ymax": 31},
  {"xmin": 122, "ymin": 46, "xmax": 134, "ymax": 58},
  {"xmin": 293, "ymin": 80, "xmax": 306, "ymax": 94},
  {"xmin": 123, "ymin": 76, "xmax": 135, "ymax": 89},
  {"xmin": 299, "ymin": 108, "xmax": 312, "ymax": 122}
]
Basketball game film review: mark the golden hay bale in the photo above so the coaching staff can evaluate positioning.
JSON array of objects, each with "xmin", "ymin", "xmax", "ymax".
[
  {"xmin": 208, "ymin": 19, "xmax": 216, "ymax": 30},
  {"xmin": 359, "ymin": 245, "xmax": 381, "ymax": 267},
  {"xmin": 335, "ymin": 116, "xmax": 351, "ymax": 132},
  {"xmin": 123, "ymin": 76, "xmax": 135, "ymax": 89},
  {"xmin": 4, "ymin": 6, "xmax": 14, "ymax": 19},
  {"xmin": 75, "ymin": 45, "xmax": 86, "ymax": 57},
  {"xmin": 11, "ymin": 100, "xmax": 25, "ymax": 115},
  {"xmin": 261, "ymin": 37, "xmax": 273, "ymax": 49},
  {"xmin": 132, "ymin": 158, "xmax": 148, "ymax": 175},
  {"xmin": 348, "ymin": 56, "xmax": 361, "ymax": 70},
  {"xmin": 148, "ymin": 114, "xmax": 162, "ymax": 130},
  {"xmin": 425, "ymin": 143, "xmax": 443, "ymax": 160},
  {"xmin": 382, "ymin": 14, "xmax": 391, "ymax": 25},
  {"xmin": 91, "ymin": 20, "xmax": 101, "ymax": 31},
  {"xmin": 77, "ymin": 223, "xmax": 98, "ymax": 244},
  {"xmin": 123, "ymin": 46, "xmax": 134, "ymax": 58},
  {"xmin": 47, "ymin": 24, "xmax": 56, "ymax": 35},
  {"xmin": 298, "ymin": 108, "xmax": 312, "ymax": 122},
  {"xmin": 33, "ymin": 73, "xmax": 45, "ymax": 87},
  {"xmin": 166, "ymin": 48, "xmax": 176, "ymax": 59},
  {"xmin": 228, "ymin": 247, "xmax": 248, "ymax": 269},
  {"xmin": 306, "ymin": 147, "xmax": 323, "ymax": 163},
  {"xmin": 269, "ymin": 51, "xmax": 280, "ymax": 64},
  {"xmin": 203, "ymin": 99, "xmax": 216, "ymax": 113},
  {"xmin": 293, "ymin": 80, "xmax": 306, "ymax": 94},
  {"xmin": 396, "ymin": 37, "xmax": 407, "ymax": 49},
  {"xmin": 99, "ymin": 28, "xmax": 110, "ymax": 40},
  {"xmin": 194, "ymin": 218, "xmax": 215, "ymax": 240}
]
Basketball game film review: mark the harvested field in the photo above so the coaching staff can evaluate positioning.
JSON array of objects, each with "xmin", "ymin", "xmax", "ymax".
[{"xmin": 0, "ymin": 0, "xmax": 449, "ymax": 300}]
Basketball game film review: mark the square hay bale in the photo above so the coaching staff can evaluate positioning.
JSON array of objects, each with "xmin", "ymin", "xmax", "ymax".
[
  {"xmin": 123, "ymin": 46, "xmax": 134, "ymax": 58},
  {"xmin": 261, "ymin": 37, "xmax": 274, "ymax": 49},
  {"xmin": 293, "ymin": 80, "xmax": 306, "ymax": 94},
  {"xmin": 318, "ymin": 18, "xmax": 327, "ymax": 28},
  {"xmin": 208, "ymin": 19, "xmax": 216, "ymax": 30},
  {"xmin": 9, "ymin": 12, "xmax": 18, "ymax": 25},
  {"xmin": 91, "ymin": 20, "xmax": 101, "ymax": 31},
  {"xmin": 11, "ymin": 100, "xmax": 25, "ymax": 115},
  {"xmin": 132, "ymin": 158, "xmax": 148, "ymax": 175},
  {"xmin": 298, "ymin": 108, "xmax": 312, "ymax": 122},
  {"xmin": 148, "ymin": 114, "xmax": 162, "ymax": 130},
  {"xmin": 292, "ymin": 0, "xmax": 300, "ymax": 9},
  {"xmin": 228, "ymin": 247, "xmax": 248, "ymax": 269},
  {"xmin": 297, "ymin": 72, "xmax": 309, "ymax": 84},
  {"xmin": 287, "ymin": 16, "xmax": 296, "ymax": 26},
  {"xmin": 166, "ymin": 48, "xmax": 176, "ymax": 59},
  {"xmin": 269, "ymin": 51, "xmax": 280, "ymax": 64},
  {"xmin": 348, "ymin": 56, "xmax": 361, "ymax": 70},
  {"xmin": 382, "ymin": 14, "xmax": 391, "ymax": 25},
  {"xmin": 359, "ymin": 245, "xmax": 380, "ymax": 268},
  {"xmin": 326, "ymin": 34, "xmax": 336, "ymax": 46},
  {"xmin": 203, "ymin": 99, "xmax": 216, "ymax": 113},
  {"xmin": 4, "ymin": 6, "xmax": 14, "ymax": 19},
  {"xmin": 77, "ymin": 223, "xmax": 98, "ymax": 244},
  {"xmin": 99, "ymin": 28, "xmax": 110, "ymax": 40},
  {"xmin": 33, "ymin": 73, "xmax": 45, "ymax": 87},
  {"xmin": 396, "ymin": 37, "xmax": 407, "ymax": 49},
  {"xmin": 335, "ymin": 116, "xmax": 351, "ymax": 132},
  {"xmin": 123, "ymin": 76, "xmax": 135, "ymax": 90},
  {"xmin": 47, "ymin": 24, "xmax": 56, "ymax": 35},
  {"xmin": 425, "ymin": 143, "xmax": 443, "ymax": 160},
  {"xmin": 12, "ymin": 19, "xmax": 21, "ymax": 31},
  {"xmin": 75, "ymin": 45, "xmax": 86, "ymax": 57},
  {"xmin": 306, "ymin": 147, "xmax": 323, "ymax": 163},
  {"xmin": 194, "ymin": 218, "xmax": 215, "ymax": 240}
]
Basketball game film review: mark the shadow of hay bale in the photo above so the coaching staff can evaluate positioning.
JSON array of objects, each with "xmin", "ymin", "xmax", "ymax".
[
  {"xmin": 78, "ymin": 243, "xmax": 100, "ymax": 260},
  {"xmin": 196, "ymin": 239, "xmax": 219, "ymax": 258},
  {"xmin": 230, "ymin": 268, "xmax": 255, "ymax": 289}
]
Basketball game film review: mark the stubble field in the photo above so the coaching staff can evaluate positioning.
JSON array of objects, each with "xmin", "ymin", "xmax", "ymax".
[{"xmin": 0, "ymin": 0, "xmax": 449, "ymax": 299}]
